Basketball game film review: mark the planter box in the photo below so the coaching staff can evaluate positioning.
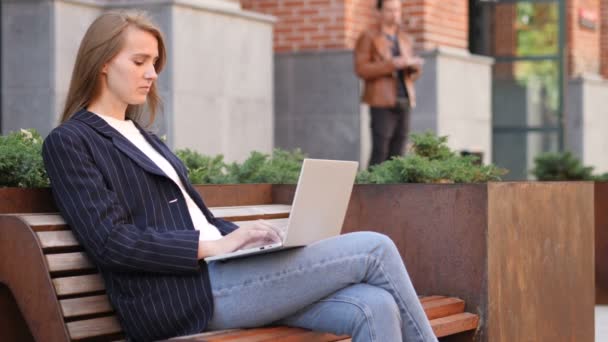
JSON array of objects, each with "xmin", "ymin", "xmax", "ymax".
[
  {"xmin": 274, "ymin": 182, "xmax": 595, "ymax": 342},
  {"xmin": 596, "ymin": 182, "xmax": 608, "ymax": 304},
  {"xmin": 1, "ymin": 182, "xmax": 596, "ymax": 342}
]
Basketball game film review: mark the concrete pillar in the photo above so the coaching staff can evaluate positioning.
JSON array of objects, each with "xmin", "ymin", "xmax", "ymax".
[
  {"xmin": 2, "ymin": 0, "xmax": 275, "ymax": 163},
  {"xmin": 566, "ymin": 73, "xmax": 608, "ymax": 173}
]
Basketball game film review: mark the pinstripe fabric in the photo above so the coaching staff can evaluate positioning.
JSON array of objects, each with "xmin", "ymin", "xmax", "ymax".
[{"xmin": 42, "ymin": 109, "xmax": 238, "ymax": 341}]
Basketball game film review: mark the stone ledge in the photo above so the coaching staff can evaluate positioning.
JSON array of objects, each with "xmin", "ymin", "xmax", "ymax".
[
  {"xmin": 420, "ymin": 46, "xmax": 494, "ymax": 66},
  {"xmin": 56, "ymin": 0, "xmax": 276, "ymax": 24}
]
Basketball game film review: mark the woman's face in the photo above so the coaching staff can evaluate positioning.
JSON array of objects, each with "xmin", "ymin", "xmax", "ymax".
[{"xmin": 102, "ymin": 27, "xmax": 159, "ymax": 106}]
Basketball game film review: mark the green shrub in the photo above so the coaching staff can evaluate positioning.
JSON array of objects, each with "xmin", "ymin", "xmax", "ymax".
[
  {"xmin": 174, "ymin": 149, "xmax": 230, "ymax": 184},
  {"xmin": 356, "ymin": 132, "xmax": 507, "ymax": 184},
  {"xmin": 410, "ymin": 133, "xmax": 454, "ymax": 160},
  {"xmin": 595, "ymin": 173, "xmax": 608, "ymax": 181},
  {"xmin": 226, "ymin": 148, "xmax": 306, "ymax": 184},
  {"xmin": 0, "ymin": 129, "xmax": 50, "ymax": 187},
  {"xmin": 174, "ymin": 148, "xmax": 307, "ymax": 184},
  {"xmin": 531, "ymin": 151, "xmax": 602, "ymax": 181}
]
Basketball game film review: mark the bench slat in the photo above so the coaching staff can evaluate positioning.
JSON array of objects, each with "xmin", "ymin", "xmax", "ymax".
[
  {"xmin": 172, "ymin": 326, "xmax": 348, "ymax": 342},
  {"xmin": 422, "ymin": 297, "xmax": 465, "ymax": 320},
  {"xmin": 264, "ymin": 331, "xmax": 351, "ymax": 342},
  {"xmin": 53, "ymin": 274, "xmax": 105, "ymax": 296},
  {"xmin": 18, "ymin": 213, "xmax": 68, "ymax": 231},
  {"xmin": 37, "ymin": 219, "xmax": 290, "ymax": 252},
  {"xmin": 55, "ymin": 295, "xmax": 479, "ymax": 342},
  {"xmin": 66, "ymin": 315, "xmax": 122, "ymax": 340},
  {"xmin": 430, "ymin": 312, "xmax": 479, "ymax": 338},
  {"xmin": 19, "ymin": 204, "xmax": 292, "ymax": 231},
  {"xmin": 210, "ymin": 204, "xmax": 291, "ymax": 221},
  {"xmin": 419, "ymin": 295, "xmax": 445, "ymax": 303},
  {"xmin": 60, "ymin": 294, "xmax": 113, "ymax": 318},
  {"xmin": 37, "ymin": 230, "xmax": 80, "ymax": 251},
  {"xmin": 46, "ymin": 252, "xmax": 95, "ymax": 273}
]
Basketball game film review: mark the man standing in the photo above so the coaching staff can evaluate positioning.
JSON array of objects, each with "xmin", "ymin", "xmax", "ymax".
[{"xmin": 355, "ymin": 0, "xmax": 423, "ymax": 167}]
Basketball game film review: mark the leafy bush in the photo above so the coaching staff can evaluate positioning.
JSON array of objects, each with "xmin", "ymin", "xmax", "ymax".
[
  {"xmin": 356, "ymin": 132, "xmax": 508, "ymax": 184},
  {"xmin": 531, "ymin": 151, "xmax": 606, "ymax": 181},
  {"xmin": 174, "ymin": 148, "xmax": 306, "ymax": 184},
  {"xmin": 0, "ymin": 129, "xmax": 506, "ymax": 188},
  {"xmin": 226, "ymin": 148, "xmax": 306, "ymax": 184},
  {"xmin": 174, "ymin": 149, "xmax": 230, "ymax": 184},
  {"xmin": 0, "ymin": 129, "xmax": 50, "ymax": 187}
]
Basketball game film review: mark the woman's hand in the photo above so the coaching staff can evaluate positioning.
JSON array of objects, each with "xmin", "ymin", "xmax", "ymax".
[{"xmin": 197, "ymin": 220, "xmax": 284, "ymax": 259}]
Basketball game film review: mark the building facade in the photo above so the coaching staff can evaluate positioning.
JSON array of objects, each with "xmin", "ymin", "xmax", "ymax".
[{"xmin": 2, "ymin": 0, "xmax": 608, "ymax": 178}]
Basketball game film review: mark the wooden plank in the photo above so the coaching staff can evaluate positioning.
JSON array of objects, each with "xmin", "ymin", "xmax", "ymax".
[
  {"xmin": 422, "ymin": 297, "xmax": 465, "ymax": 320},
  {"xmin": 60, "ymin": 294, "xmax": 113, "ymax": 318},
  {"xmin": 172, "ymin": 327, "xmax": 347, "ymax": 342},
  {"xmin": 46, "ymin": 252, "xmax": 94, "ymax": 273},
  {"xmin": 210, "ymin": 205, "xmax": 291, "ymax": 221},
  {"xmin": 36, "ymin": 218, "xmax": 289, "ymax": 253},
  {"xmin": 206, "ymin": 327, "xmax": 296, "ymax": 341},
  {"xmin": 268, "ymin": 331, "xmax": 350, "ymax": 342},
  {"xmin": 18, "ymin": 205, "xmax": 292, "ymax": 230},
  {"xmin": 234, "ymin": 218, "xmax": 289, "ymax": 229},
  {"xmin": 53, "ymin": 274, "xmax": 104, "ymax": 296},
  {"xmin": 37, "ymin": 230, "xmax": 80, "ymax": 251},
  {"xmin": 66, "ymin": 316, "xmax": 122, "ymax": 340},
  {"xmin": 169, "ymin": 329, "xmax": 242, "ymax": 340},
  {"xmin": 16, "ymin": 214, "xmax": 68, "ymax": 231},
  {"xmin": 430, "ymin": 312, "xmax": 479, "ymax": 338},
  {"xmin": 419, "ymin": 295, "xmax": 445, "ymax": 303}
]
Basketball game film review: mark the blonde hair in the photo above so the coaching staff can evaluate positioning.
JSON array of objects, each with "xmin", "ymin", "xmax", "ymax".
[{"xmin": 60, "ymin": 10, "xmax": 167, "ymax": 126}]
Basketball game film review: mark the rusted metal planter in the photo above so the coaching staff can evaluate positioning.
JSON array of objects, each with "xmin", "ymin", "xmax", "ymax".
[
  {"xmin": 274, "ymin": 182, "xmax": 595, "ymax": 342},
  {"xmin": 596, "ymin": 182, "xmax": 608, "ymax": 304}
]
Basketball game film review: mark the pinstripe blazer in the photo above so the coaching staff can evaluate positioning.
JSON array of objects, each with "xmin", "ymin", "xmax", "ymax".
[{"xmin": 42, "ymin": 109, "xmax": 238, "ymax": 341}]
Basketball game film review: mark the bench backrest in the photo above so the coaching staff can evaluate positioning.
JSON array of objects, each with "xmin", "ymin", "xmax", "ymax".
[{"xmin": 0, "ymin": 204, "xmax": 291, "ymax": 341}]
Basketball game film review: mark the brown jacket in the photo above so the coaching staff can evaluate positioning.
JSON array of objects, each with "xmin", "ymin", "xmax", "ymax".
[{"xmin": 354, "ymin": 27, "xmax": 421, "ymax": 108}]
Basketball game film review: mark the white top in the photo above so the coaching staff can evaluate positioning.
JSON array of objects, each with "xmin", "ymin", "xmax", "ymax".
[{"xmin": 95, "ymin": 113, "xmax": 223, "ymax": 241}]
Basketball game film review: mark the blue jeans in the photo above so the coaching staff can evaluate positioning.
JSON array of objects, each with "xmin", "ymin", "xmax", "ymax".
[{"xmin": 207, "ymin": 232, "xmax": 438, "ymax": 342}]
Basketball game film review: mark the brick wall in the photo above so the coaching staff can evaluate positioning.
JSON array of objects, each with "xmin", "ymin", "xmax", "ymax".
[
  {"xmin": 241, "ymin": 0, "xmax": 607, "ymax": 79},
  {"xmin": 492, "ymin": 4, "xmax": 517, "ymax": 79},
  {"xmin": 408, "ymin": 0, "xmax": 468, "ymax": 50},
  {"xmin": 601, "ymin": 0, "xmax": 608, "ymax": 77},
  {"xmin": 241, "ymin": 0, "xmax": 347, "ymax": 52},
  {"xmin": 344, "ymin": 0, "xmax": 375, "ymax": 49},
  {"xmin": 567, "ymin": 0, "xmax": 600, "ymax": 76},
  {"xmin": 241, "ymin": 0, "xmax": 469, "ymax": 53}
]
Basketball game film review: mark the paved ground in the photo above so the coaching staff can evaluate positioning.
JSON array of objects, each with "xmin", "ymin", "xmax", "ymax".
[{"xmin": 598, "ymin": 306, "xmax": 608, "ymax": 341}]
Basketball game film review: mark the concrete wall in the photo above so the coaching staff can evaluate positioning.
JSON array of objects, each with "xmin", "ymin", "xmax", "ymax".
[
  {"xmin": 2, "ymin": 1, "xmax": 55, "ymax": 136},
  {"xmin": 2, "ymin": 0, "xmax": 275, "ymax": 163},
  {"xmin": 567, "ymin": 74, "xmax": 608, "ymax": 173},
  {"xmin": 171, "ymin": 4, "xmax": 274, "ymax": 162},
  {"xmin": 274, "ymin": 47, "xmax": 493, "ymax": 169},
  {"xmin": 275, "ymin": 51, "xmax": 361, "ymax": 162},
  {"xmin": 413, "ymin": 47, "xmax": 494, "ymax": 164},
  {"xmin": 54, "ymin": 1, "xmax": 103, "ymax": 124}
]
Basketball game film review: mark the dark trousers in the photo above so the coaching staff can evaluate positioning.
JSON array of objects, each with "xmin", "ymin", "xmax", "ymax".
[{"xmin": 369, "ymin": 99, "xmax": 411, "ymax": 167}]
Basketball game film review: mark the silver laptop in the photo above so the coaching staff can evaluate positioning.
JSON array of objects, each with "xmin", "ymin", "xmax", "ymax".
[{"xmin": 204, "ymin": 158, "xmax": 359, "ymax": 263}]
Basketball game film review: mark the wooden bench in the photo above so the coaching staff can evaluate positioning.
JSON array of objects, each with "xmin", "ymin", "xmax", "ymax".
[{"xmin": 0, "ymin": 193, "xmax": 479, "ymax": 341}]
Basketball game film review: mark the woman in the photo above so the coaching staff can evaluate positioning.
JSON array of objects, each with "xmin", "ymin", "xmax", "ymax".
[{"xmin": 42, "ymin": 10, "xmax": 438, "ymax": 342}]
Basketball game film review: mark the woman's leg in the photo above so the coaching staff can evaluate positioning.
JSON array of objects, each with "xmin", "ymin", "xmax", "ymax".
[
  {"xmin": 206, "ymin": 231, "xmax": 437, "ymax": 342},
  {"xmin": 278, "ymin": 283, "xmax": 403, "ymax": 342}
]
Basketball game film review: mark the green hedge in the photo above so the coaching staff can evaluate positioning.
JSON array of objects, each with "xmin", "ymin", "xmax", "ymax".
[
  {"xmin": 0, "ymin": 129, "xmax": 508, "ymax": 188},
  {"xmin": 174, "ymin": 132, "xmax": 507, "ymax": 184},
  {"xmin": 0, "ymin": 129, "xmax": 49, "ymax": 187},
  {"xmin": 531, "ymin": 151, "xmax": 608, "ymax": 181},
  {"xmin": 356, "ymin": 133, "xmax": 507, "ymax": 184}
]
